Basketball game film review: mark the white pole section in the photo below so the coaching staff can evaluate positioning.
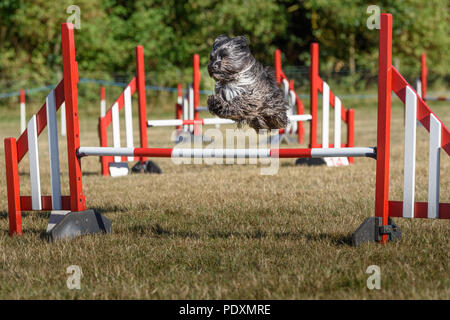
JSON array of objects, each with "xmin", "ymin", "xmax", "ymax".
[
  {"xmin": 322, "ymin": 82, "xmax": 330, "ymax": 148},
  {"xmin": 416, "ymin": 79, "xmax": 422, "ymax": 98},
  {"xmin": 282, "ymin": 79, "xmax": 289, "ymax": 101},
  {"xmin": 289, "ymin": 90, "xmax": 298, "ymax": 134},
  {"xmin": 60, "ymin": 102, "xmax": 66, "ymax": 136},
  {"xmin": 27, "ymin": 115, "xmax": 42, "ymax": 210},
  {"xmin": 183, "ymin": 96, "xmax": 189, "ymax": 132},
  {"xmin": 124, "ymin": 86, "xmax": 134, "ymax": 161},
  {"xmin": 46, "ymin": 90, "xmax": 62, "ymax": 210},
  {"xmin": 309, "ymin": 147, "xmax": 375, "ymax": 158},
  {"xmin": 100, "ymin": 98, "xmax": 106, "ymax": 117},
  {"xmin": 428, "ymin": 113, "xmax": 441, "ymax": 219},
  {"xmin": 111, "ymin": 102, "xmax": 121, "ymax": 162},
  {"xmin": 189, "ymin": 84, "xmax": 194, "ymax": 133},
  {"xmin": 334, "ymin": 96, "xmax": 341, "ymax": 148},
  {"xmin": 20, "ymin": 102, "xmax": 26, "ymax": 134},
  {"xmin": 402, "ymin": 86, "xmax": 417, "ymax": 218}
]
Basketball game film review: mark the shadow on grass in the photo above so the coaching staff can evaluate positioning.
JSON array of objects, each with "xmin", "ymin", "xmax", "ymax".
[
  {"xmin": 0, "ymin": 210, "xmax": 50, "ymax": 219},
  {"xmin": 81, "ymin": 171, "xmax": 102, "ymax": 176},
  {"xmin": 129, "ymin": 223, "xmax": 353, "ymax": 246},
  {"xmin": 90, "ymin": 205, "xmax": 127, "ymax": 214}
]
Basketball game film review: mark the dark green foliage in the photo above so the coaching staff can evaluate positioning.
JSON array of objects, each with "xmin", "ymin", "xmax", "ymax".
[{"xmin": 0, "ymin": 0, "xmax": 448, "ymax": 94}]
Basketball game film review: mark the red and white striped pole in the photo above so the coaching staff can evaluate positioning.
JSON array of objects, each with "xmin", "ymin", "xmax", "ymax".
[
  {"xmin": 100, "ymin": 86, "xmax": 106, "ymax": 117},
  {"xmin": 78, "ymin": 146, "xmax": 375, "ymax": 159}
]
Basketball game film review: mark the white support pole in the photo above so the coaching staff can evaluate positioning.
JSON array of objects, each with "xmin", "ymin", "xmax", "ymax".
[
  {"xmin": 111, "ymin": 102, "xmax": 121, "ymax": 162},
  {"xmin": 27, "ymin": 115, "xmax": 42, "ymax": 210},
  {"xmin": 20, "ymin": 102, "xmax": 26, "ymax": 134},
  {"xmin": 123, "ymin": 86, "xmax": 134, "ymax": 161},
  {"xmin": 428, "ymin": 113, "xmax": 441, "ymax": 219},
  {"xmin": 282, "ymin": 79, "xmax": 289, "ymax": 101},
  {"xmin": 416, "ymin": 79, "xmax": 422, "ymax": 98},
  {"xmin": 403, "ymin": 87, "xmax": 417, "ymax": 218},
  {"xmin": 183, "ymin": 96, "xmax": 189, "ymax": 132},
  {"xmin": 189, "ymin": 84, "xmax": 194, "ymax": 133},
  {"xmin": 100, "ymin": 98, "xmax": 106, "ymax": 118},
  {"xmin": 46, "ymin": 90, "xmax": 62, "ymax": 210},
  {"xmin": 334, "ymin": 96, "xmax": 341, "ymax": 148},
  {"xmin": 322, "ymin": 82, "xmax": 330, "ymax": 148},
  {"xmin": 60, "ymin": 102, "xmax": 66, "ymax": 136},
  {"xmin": 289, "ymin": 90, "xmax": 297, "ymax": 134}
]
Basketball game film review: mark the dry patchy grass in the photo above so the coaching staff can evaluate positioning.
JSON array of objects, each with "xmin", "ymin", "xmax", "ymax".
[{"xmin": 0, "ymin": 99, "xmax": 449, "ymax": 299}]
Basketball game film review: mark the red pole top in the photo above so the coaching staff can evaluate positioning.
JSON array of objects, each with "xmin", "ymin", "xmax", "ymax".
[
  {"xmin": 275, "ymin": 49, "xmax": 282, "ymax": 84},
  {"xmin": 193, "ymin": 54, "xmax": 200, "ymax": 109},
  {"xmin": 20, "ymin": 89, "xmax": 25, "ymax": 103},
  {"xmin": 177, "ymin": 83, "xmax": 182, "ymax": 97},
  {"xmin": 100, "ymin": 86, "xmax": 105, "ymax": 100},
  {"xmin": 310, "ymin": 43, "xmax": 319, "ymax": 80},
  {"xmin": 421, "ymin": 53, "xmax": 427, "ymax": 99}
]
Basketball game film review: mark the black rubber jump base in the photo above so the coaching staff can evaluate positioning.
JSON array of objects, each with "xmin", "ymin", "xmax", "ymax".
[
  {"xmin": 131, "ymin": 160, "xmax": 162, "ymax": 174},
  {"xmin": 352, "ymin": 217, "xmax": 401, "ymax": 247},
  {"xmin": 46, "ymin": 210, "xmax": 112, "ymax": 241},
  {"xmin": 295, "ymin": 158, "xmax": 327, "ymax": 166}
]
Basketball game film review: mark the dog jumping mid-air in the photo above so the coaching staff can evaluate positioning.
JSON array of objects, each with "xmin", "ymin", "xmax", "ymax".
[{"xmin": 207, "ymin": 35, "xmax": 288, "ymax": 132}]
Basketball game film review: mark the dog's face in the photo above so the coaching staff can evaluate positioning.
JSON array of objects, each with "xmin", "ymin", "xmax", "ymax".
[{"xmin": 208, "ymin": 35, "xmax": 254, "ymax": 82}]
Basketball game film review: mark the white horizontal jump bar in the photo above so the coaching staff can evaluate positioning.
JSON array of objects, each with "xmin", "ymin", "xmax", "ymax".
[
  {"xmin": 310, "ymin": 147, "xmax": 375, "ymax": 157},
  {"xmin": 147, "ymin": 115, "xmax": 313, "ymax": 127}
]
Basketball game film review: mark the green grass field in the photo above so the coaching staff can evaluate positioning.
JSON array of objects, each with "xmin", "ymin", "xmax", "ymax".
[{"xmin": 0, "ymin": 94, "xmax": 448, "ymax": 299}]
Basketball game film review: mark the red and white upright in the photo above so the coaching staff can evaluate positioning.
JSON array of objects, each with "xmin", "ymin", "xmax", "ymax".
[
  {"xmin": 309, "ymin": 43, "xmax": 355, "ymax": 165},
  {"xmin": 352, "ymin": 13, "xmax": 449, "ymax": 246},
  {"xmin": 97, "ymin": 46, "xmax": 150, "ymax": 177},
  {"xmin": 5, "ymin": 23, "xmax": 111, "ymax": 240},
  {"xmin": 416, "ymin": 53, "xmax": 449, "ymax": 101}
]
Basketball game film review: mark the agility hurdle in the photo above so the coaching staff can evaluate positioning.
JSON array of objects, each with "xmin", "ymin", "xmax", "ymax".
[
  {"xmin": 97, "ymin": 46, "xmax": 153, "ymax": 177},
  {"xmin": 308, "ymin": 43, "xmax": 355, "ymax": 165},
  {"xmin": 19, "ymin": 89, "xmax": 66, "ymax": 136},
  {"xmin": 416, "ymin": 53, "xmax": 449, "ymax": 101},
  {"xmin": 276, "ymin": 45, "xmax": 356, "ymax": 166},
  {"xmin": 4, "ymin": 15, "xmax": 448, "ymax": 245},
  {"xmin": 4, "ymin": 23, "xmax": 111, "ymax": 240},
  {"xmin": 275, "ymin": 49, "xmax": 307, "ymax": 144},
  {"xmin": 352, "ymin": 13, "xmax": 450, "ymax": 246}
]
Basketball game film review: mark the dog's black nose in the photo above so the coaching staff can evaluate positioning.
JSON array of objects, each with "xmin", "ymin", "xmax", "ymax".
[{"xmin": 212, "ymin": 61, "xmax": 221, "ymax": 70}]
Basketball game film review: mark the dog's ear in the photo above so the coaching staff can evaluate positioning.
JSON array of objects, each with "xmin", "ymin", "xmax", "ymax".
[
  {"xmin": 212, "ymin": 35, "xmax": 231, "ymax": 50},
  {"xmin": 233, "ymin": 36, "xmax": 249, "ymax": 50}
]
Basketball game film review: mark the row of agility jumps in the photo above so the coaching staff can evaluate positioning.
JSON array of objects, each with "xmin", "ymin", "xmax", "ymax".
[
  {"xmin": 4, "ymin": 13, "xmax": 449, "ymax": 246},
  {"xmin": 98, "ymin": 42, "xmax": 355, "ymax": 177}
]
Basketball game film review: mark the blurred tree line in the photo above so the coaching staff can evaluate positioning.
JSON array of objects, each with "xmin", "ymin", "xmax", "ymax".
[{"xmin": 0, "ymin": 0, "xmax": 448, "ymax": 92}]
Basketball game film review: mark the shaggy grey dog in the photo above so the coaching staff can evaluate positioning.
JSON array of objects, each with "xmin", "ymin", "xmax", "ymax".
[{"xmin": 207, "ymin": 35, "xmax": 288, "ymax": 131}]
